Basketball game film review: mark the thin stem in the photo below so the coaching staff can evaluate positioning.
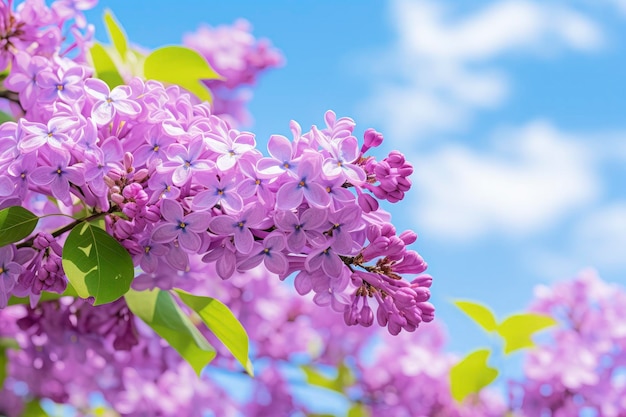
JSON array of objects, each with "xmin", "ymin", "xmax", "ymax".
[{"xmin": 17, "ymin": 211, "xmax": 108, "ymax": 248}]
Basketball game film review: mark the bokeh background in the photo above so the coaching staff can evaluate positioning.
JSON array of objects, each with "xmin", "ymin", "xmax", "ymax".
[{"xmin": 85, "ymin": 0, "xmax": 626, "ymax": 354}]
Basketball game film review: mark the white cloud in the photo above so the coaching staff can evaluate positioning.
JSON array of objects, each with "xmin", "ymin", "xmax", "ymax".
[
  {"xmin": 525, "ymin": 202, "xmax": 626, "ymax": 281},
  {"xmin": 572, "ymin": 203, "xmax": 626, "ymax": 268},
  {"xmin": 409, "ymin": 121, "xmax": 600, "ymax": 241},
  {"xmin": 359, "ymin": 0, "xmax": 604, "ymax": 141}
]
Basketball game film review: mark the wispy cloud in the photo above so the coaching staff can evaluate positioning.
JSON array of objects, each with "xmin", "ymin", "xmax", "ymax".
[
  {"xmin": 408, "ymin": 122, "xmax": 600, "ymax": 241},
  {"xmin": 572, "ymin": 203, "xmax": 626, "ymax": 268},
  {"xmin": 359, "ymin": 0, "xmax": 604, "ymax": 141}
]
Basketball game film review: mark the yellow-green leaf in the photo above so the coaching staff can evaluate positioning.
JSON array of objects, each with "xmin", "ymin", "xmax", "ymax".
[
  {"xmin": 497, "ymin": 313, "xmax": 557, "ymax": 354},
  {"xmin": 347, "ymin": 403, "xmax": 370, "ymax": 417},
  {"xmin": 0, "ymin": 337, "xmax": 19, "ymax": 388},
  {"xmin": 90, "ymin": 43, "xmax": 124, "ymax": 88},
  {"xmin": 301, "ymin": 365, "xmax": 343, "ymax": 393},
  {"xmin": 125, "ymin": 288, "xmax": 216, "ymax": 376},
  {"xmin": 61, "ymin": 222, "xmax": 134, "ymax": 305},
  {"xmin": 21, "ymin": 399, "xmax": 49, "ymax": 417},
  {"xmin": 104, "ymin": 9, "xmax": 128, "ymax": 60},
  {"xmin": 450, "ymin": 349, "xmax": 498, "ymax": 403},
  {"xmin": 174, "ymin": 290, "xmax": 253, "ymax": 376},
  {"xmin": 144, "ymin": 46, "xmax": 220, "ymax": 102},
  {"xmin": 453, "ymin": 300, "xmax": 498, "ymax": 332},
  {"xmin": 0, "ymin": 110, "xmax": 14, "ymax": 123}
]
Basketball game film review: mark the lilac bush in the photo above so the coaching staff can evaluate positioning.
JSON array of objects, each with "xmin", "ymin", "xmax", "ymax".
[
  {"xmin": 0, "ymin": 1, "xmax": 624, "ymax": 417},
  {"xmin": 0, "ymin": 0, "xmax": 432, "ymax": 331},
  {"xmin": 0, "ymin": 0, "xmax": 434, "ymax": 415}
]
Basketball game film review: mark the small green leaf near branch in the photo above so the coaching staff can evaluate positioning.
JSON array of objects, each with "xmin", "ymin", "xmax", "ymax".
[{"xmin": 0, "ymin": 206, "xmax": 39, "ymax": 247}]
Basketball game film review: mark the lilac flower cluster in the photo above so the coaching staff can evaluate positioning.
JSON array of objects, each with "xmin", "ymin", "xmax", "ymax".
[
  {"xmin": 0, "ymin": 0, "xmax": 92, "ymax": 72},
  {"xmin": 183, "ymin": 18, "xmax": 284, "ymax": 127},
  {"xmin": 0, "ymin": 0, "xmax": 432, "ymax": 337},
  {"xmin": 510, "ymin": 269, "xmax": 626, "ymax": 416},
  {"xmin": 0, "ymin": 296, "xmax": 238, "ymax": 417}
]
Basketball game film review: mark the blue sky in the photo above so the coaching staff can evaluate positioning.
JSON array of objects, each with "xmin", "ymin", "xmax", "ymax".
[{"xmin": 85, "ymin": 0, "xmax": 626, "ymax": 354}]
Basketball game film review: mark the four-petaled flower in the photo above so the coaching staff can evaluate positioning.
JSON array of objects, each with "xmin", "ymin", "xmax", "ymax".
[
  {"xmin": 151, "ymin": 199, "xmax": 211, "ymax": 253},
  {"xmin": 275, "ymin": 155, "xmax": 330, "ymax": 210},
  {"xmin": 208, "ymin": 205, "xmax": 266, "ymax": 254},
  {"xmin": 30, "ymin": 150, "xmax": 85, "ymax": 204},
  {"xmin": 238, "ymin": 232, "xmax": 289, "ymax": 276},
  {"xmin": 84, "ymin": 78, "xmax": 142, "ymax": 125}
]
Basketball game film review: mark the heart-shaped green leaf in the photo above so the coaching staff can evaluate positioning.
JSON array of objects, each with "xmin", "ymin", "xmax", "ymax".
[
  {"xmin": 497, "ymin": 313, "xmax": 557, "ymax": 354},
  {"xmin": 61, "ymin": 222, "xmax": 134, "ymax": 305},
  {"xmin": 144, "ymin": 46, "xmax": 220, "ymax": 102},
  {"xmin": 453, "ymin": 300, "xmax": 498, "ymax": 332},
  {"xmin": 450, "ymin": 348, "xmax": 498, "ymax": 403}
]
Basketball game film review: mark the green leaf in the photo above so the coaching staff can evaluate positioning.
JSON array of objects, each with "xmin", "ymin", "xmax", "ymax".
[
  {"xmin": 0, "ymin": 110, "xmax": 14, "ymax": 123},
  {"xmin": 90, "ymin": 43, "xmax": 124, "ymax": 88},
  {"xmin": 125, "ymin": 288, "xmax": 216, "ymax": 376},
  {"xmin": 0, "ymin": 349, "xmax": 7, "ymax": 388},
  {"xmin": 450, "ymin": 349, "xmax": 498, "ymax": 403},
  {"xmin": 61, "ymin": 222, "xmax": 134, "ymax": 305},
  {"xmin": 21, "ymin": 399, "xmax": 49, "ymax": 417},
  {"xmin": 453, "ymin": 300, "xmax": 498, "ymax": 332},
  {"xmin": 497, "ymin": 313, "xmax": 557, "ymax": 354},
  {"xmin": 347, "ymin": 403, "xmax": 370, "ymax": 417},
  {"xmin": 104, "ymin": 9, "xmax": 128, "ymax": 60},
  {"xmin": 301, "ymin": 365, "xmax": 343, "ymax": 394},
  {"xmin": 337, "ymin": 363, "xmax": 355, "ymax": 388},
  {"xmin": 0, "ymin": 206, "xmax": 39, "ymax": 247},
  {"xmin": 8, "ymin": 283, "xmax": 79, "ymax": 306},
  {"xmin": 0, "ymin": 337, "xmax": 19, "ymax": 351},
  {"xmin": 144, "ymin": 46, "xmax": 220, "ymax": 102},
  {"xmin": 174, "ymin": 290, "xmax": 253, "ymax": 376},
  {"xmin": 0, "ymin": 337, "xmax": 18, "ymax": 388}
]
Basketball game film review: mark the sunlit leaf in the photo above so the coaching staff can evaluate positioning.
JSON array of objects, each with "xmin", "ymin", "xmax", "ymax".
[
  {"xmin": 61, "ymin": 222, "xmax": 133, "ymax": 305},
  {"xmin": 450, "ymin": 348, "xmax": 498, "ymax": 403},
  {"xmin": 90, "ymin": 43, "xmax": 124, "ymax": 88},
  {"xmin": 301, "ymin": 365, "xmax": 343, "ymax": 393},
  {"xmin": 125, "ymin": 288, "xmax": 216, "ymax": 376},
  {"xmin": 175, "ymin": 290, "xmax": 253, "ymax": 376},
  {"xmin": 104, "ymin": 9, "xmax": 128, "ymax": 60},
  {"xmin": 21, "ymin": 399, "xmax": 49, "ymax": 417},
  {"xmin": 144, "ymin": 46, "xmax": 220, "ymax": 102},
  {"xmin": 347, "ymin": 403, "xmax": 370, "ymax": 417},
  {"xmin": 497, "ymin": 313, "xmax": 558, "ymax": 354},
  {"xmin": 0, "ymin": 206, "xmax": 39, "ymax": 247},
  {"xmin": 453, "ymin": 300, "xmax": 498, "ymax": 332},
  {"xmin": 337, "ymin": 363, "xmax": 355, "ymax": 388}
]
